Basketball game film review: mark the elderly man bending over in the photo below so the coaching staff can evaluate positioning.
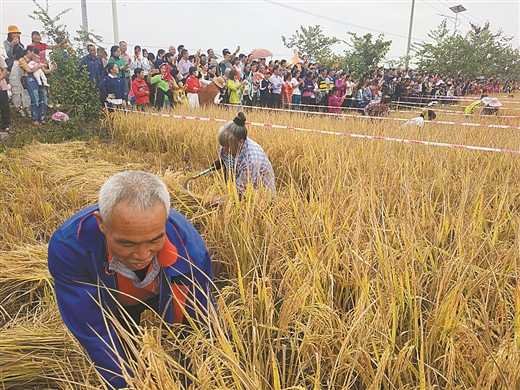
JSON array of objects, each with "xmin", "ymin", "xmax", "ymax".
[{"xmin": 48, "ymin": 170, "xmax": 215, "ymax": 388}]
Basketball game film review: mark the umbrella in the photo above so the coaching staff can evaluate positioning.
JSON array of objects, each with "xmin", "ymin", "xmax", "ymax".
[{"xmin": 249, "ymin": 48, "xmax": 273, "ymax": 60}]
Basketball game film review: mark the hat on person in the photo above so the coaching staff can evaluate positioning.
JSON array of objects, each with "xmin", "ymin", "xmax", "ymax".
[
  {"xmin": 213, "ymin": 76, "xmax": 225, "ymax": 89},
  {"xmin": 488, "ymin": 98, "xmax": 502, "ymax": 107},
  {"xmin": 8, "ymin": 25, "xmax": 21, "ymax": 34},
  {"xmin": 481, "ymin": 97, "xmax": 491, "ymax": 105}
]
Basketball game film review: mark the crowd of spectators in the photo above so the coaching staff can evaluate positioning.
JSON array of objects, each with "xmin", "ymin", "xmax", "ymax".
[{"xmin": 2, "ymin": 24, "xmax": 519, "ymax": 134}]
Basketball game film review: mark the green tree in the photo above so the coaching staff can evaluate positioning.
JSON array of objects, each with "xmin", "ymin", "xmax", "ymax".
[
  {"xmin": 413, "ymin": 20, "xmax": 520, "ymax": 78},
  {"xmin": 343, "ymin": 32, "xmax": 392, "ymax": 77},
  {"xmin": 282, "ymin": 25, "xmax": 341, "ymax": 64}
]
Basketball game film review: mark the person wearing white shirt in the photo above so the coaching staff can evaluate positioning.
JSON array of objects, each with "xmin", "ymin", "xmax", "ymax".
[
  {"xmin": 400, "ymin": 109, "xmax": 436, "ymax": 128},
  {"xmin": 290, "ymin": 69, "xmax": 302, "ymax": 110},
  {"xmin": 130, "ymin": 45, "xmax": 151, "ymax": 79}
]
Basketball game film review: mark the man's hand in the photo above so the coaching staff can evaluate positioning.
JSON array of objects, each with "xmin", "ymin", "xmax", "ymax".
[{"xmin": 107, "ymin": 93, "xmax": 116, "ymax": 99}]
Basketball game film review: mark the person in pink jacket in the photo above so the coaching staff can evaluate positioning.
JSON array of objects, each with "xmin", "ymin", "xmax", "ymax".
[{"xmin": 328, "ymin": 87, "xmax": 345, "ymax": 114}]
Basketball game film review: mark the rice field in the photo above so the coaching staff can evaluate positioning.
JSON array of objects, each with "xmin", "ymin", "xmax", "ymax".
[{"xmin": 2, "ymin": 99, "xmax": 520, "ymax": 389}]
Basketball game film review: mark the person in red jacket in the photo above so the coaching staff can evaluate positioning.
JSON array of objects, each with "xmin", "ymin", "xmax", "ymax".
[
  {"xmin": 185, "ymin": 66, "xmax": 201, "ymax": 108},
  {"xmin": 131, "ymin": 67, "xmax": 150, "ymax": 107}
]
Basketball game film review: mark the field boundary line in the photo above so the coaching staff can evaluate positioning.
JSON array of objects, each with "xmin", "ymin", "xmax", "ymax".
[{"xmin": 113, "ymin": 108, "xmax": 520, "ymax": 155}]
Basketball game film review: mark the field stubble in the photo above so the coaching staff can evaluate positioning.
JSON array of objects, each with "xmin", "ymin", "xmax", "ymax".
[{"xmin": 1, "ymin": 102, "xmax": 520, "ymax": 389}]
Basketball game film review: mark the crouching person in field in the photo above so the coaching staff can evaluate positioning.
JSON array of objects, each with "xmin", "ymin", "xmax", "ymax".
[
  {"xmin": 204, "ymin": 112, "xmax": 275, "ymax": 206},
  {"xmin": 48, "ymin": 170, "xmax": 215, "ymax": 388}
]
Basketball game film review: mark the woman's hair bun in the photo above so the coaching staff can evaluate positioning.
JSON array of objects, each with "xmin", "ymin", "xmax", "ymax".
[{"xmin": 233, "ymin": 112, "xmax": 246, "ymax": 127}]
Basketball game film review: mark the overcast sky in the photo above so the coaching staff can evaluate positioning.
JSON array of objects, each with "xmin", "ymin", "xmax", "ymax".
[{"xmin": 2, "ymin": 0, "xmax": 519, "ymax": 66}]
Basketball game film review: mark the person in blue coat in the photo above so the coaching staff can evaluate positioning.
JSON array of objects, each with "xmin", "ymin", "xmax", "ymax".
[
  {"xmin": 98, "ymin": 62, "xmax": 128, "ymax": 112},
  {"xmin": 48, "ymin": 170, "xmax": 215, "ymax": 388}
]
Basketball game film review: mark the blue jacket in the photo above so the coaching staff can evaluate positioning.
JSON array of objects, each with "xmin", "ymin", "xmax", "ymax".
[
  {"xmin": 48, "ymin": 205, "xmax": 214, "ymax": 388},
  {"xmin": 98, "ymin": 74, "xmax": 128, "ymax": 100},
  {"xmin": 78, "ymin": 54, "xmax": 104, "ymax": 84}
]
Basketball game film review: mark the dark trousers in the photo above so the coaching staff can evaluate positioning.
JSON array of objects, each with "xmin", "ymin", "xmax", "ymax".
[
  {"xmin": 156, "ymin": 88, "xmax": 174, "ymax": 109},
  {"xmin": 0, "ymin": 90, "xmax": 10, "ymax": 130},
  {"xmin": 271, "ymin": 93, "xmax": 281, "ymax": 108},
  {"xmin": 148, "ymin": 82, "xmax": 156, "ymax": 106}
]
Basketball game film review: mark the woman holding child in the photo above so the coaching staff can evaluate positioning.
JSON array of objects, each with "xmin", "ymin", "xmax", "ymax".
[{"xmin": 18, "ymin": 46, "xmax": 57, "ymax": 125}]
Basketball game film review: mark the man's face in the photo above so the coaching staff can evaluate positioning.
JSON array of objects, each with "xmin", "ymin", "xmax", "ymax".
[
  {"xmin": 169, "ymin": 46, "xmax": 176, "ymax": 55},
  {"xmin": 88, "ymin": 46, "xmax": 96, "ymax": 57},
  {"xmin": 208, "ymin": 49, "xmax": 214, "ymax": 58},
  {"xmin": 95, "ymin": 202, "xmax": 167, "ymax": 271},
  {"xmin": 119, "ymin": 42, "xmax": 127, "ymax": 53}
]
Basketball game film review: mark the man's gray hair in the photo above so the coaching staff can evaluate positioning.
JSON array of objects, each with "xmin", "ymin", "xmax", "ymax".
[{"xmin": 98, "ymin": 170, "xmax": 170, "ymax": 226}]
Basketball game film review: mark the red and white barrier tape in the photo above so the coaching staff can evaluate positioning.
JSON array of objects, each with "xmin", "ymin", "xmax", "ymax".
[
  {"xmin": 220, "ymin": 103, "xmax": 520, "ymax": 123},
  {"xmin": 112, "ymin": 108, "xmax": 520, "ymax": 155},
  {"xmin": 217, "ymin": 103, "xmax": 520, "ymax": 130}
]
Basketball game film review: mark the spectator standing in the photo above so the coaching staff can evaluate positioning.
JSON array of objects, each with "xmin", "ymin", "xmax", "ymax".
[
  {"xmin": 227, "ymin": 69, "xmax": 246, "ymax": 105},
  {"xmin": 19, "ymin": 47, "xmax": 57, "ymax": 125},
  {"xmin": 4, "ymin": 25, "xmax": 31, "ymax": 117},
  {"xmin": 328, "ymin": 87, "xmax": 345, "ymax": 114},
  {"xmin": 301, "ymin": 71, "xmax": 314, "ymax": 109},
  {"xmin": 207, "ymin": 48, "xmax": 218, "ymax": 62},
  {"xmin": 130, "ymin": 45, "xmax": 151, "ymax": 80},
  {"xmin": 98, "ymin": 62, "xmax": 128, "ymax": 112},
  {"xmin": 259, "ymin": 71, "xmax": 272, "ymax": 107},
  {"xmin": 131, "ymin": 68, "xmax": 150, "ymax": 108},
  {"xmin": 0, "ymin": 56, "xmax": 11, "ymax": 134},
  {"xmin": 269, "ymin": 66, "xmax": 284, "ymax": 108},
  {"xmin": 290, "ymin": 70, "xmax": 302, "ymax": 109},
  {"xmin": 155, "ymin": 49, "xmax": 166, "ymax": 68},
  {"xmin": 344, "ymin": 75, "xmax": 356, "ymax": 108},
  {"xmin": 97, "ymin": 47, "xmax": 108, "ymax": 68},
  {"xmin": 108, "ymin": 45, "xmax": 127, "ymax": 78},
  {"xmin": 185, "ymin": 66, "xmax": 201, "ymax": 108},
  {"xmin": 30, "ymin": 30, "xmax": 67, "ymax": 65},
  {"xmin": 178, "ymin": 49, "xmax": 192, "ymax": 81},
  {"xmin": 119, "ymin": 41, "xmax": 132, "ymax": 89},
  {"xmin": 281, "ymin": 73, "xmax": 293, "ymax": 109},
  {"xmin": 360, "ymin": 82, "xmax": 377, "ymax": 109},
  {"xmin": 148, "ymin": 63, "xmax": 174, "ymax": 109},
  {"xmin": 78, "ymin": 44, "xmax": 104, "ymax": 85}
]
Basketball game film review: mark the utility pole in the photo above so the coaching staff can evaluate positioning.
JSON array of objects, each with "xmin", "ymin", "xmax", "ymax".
[
  {"xmin": 111, "ymin": 0, "xmax": 120, "ymax": 44},
  {"xmin": 405, "ymin": 0, "xmax": 415, "ymax": 68},
  {"xmin": 80, "ymin": 0, "xmax": 88, "ymax": 31}
]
